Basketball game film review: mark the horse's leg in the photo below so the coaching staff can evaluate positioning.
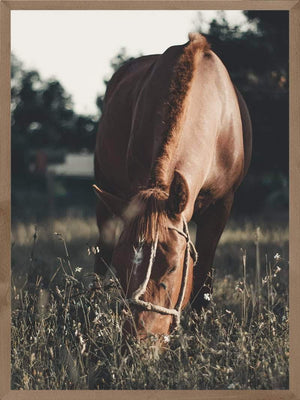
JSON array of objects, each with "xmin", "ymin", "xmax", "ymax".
[
  {"xmin": 94, "ymin": 200, "xmax": 116, "ymax": 276},
  {"xmin": 191, "ymin": 192, "xmax": 234, "ymax": 310}
]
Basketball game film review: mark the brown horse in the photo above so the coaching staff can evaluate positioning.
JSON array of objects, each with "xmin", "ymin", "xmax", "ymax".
[{"xmin": 93, "ymin": 33, "xmax": 252, "ymax": 339}]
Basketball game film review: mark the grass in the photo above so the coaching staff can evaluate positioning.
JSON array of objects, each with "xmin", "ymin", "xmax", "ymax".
[{"xmin": 11, "ymin": 215, "xmax": 289, "ymax": 390}]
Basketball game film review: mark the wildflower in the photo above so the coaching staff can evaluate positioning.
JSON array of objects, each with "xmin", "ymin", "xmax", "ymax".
[
  {"xmin": 273, "ymin": 265, "xmax": 282, "ymax": 277},
  {"xmin": 75, "ymin": 266, "xmax": 82, "ymax": 273},
  {"xmin": 93, "ymin": 313, "xmax": 102, "ymax": 324},
  {"xmin": 274, "ymin": 266, "xmax": 281, "ymax": 276},
  {"xmin": 204, "ymin": 293, "xmax": 211, "ymax": 302},
  {"xmin": 91, "ymin": 246, "xmax": 100, "ymax": 255},
  {"xmin": 225, "ymin": 309, "xmax": 232, "ymax": 314},
  {"xmin": 274, "ymin": 253, "xmax": 281, "ymax": 261},
  {"xmin": 162, "ymin": 335, "xmax": 170, "ymax": 343},
  {"xmin": 75, "ymin": 329, "xmax": 87, "ymax": 354}
]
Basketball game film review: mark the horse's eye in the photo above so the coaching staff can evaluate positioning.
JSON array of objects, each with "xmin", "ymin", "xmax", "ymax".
[
  {"xmin": 168, "ymin": 266, "xmax": 176, "ymax": 274},
  {"xmin": 159, "ymin": 282, "xmax": 167, "ymax": 290}
]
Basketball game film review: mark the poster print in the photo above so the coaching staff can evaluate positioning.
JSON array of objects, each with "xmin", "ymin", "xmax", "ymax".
[{"xmin": 1, "ymin": 4, "xmax": 297, "ymax": 398}]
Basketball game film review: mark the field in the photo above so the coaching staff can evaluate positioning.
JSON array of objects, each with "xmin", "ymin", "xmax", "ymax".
[{"xmin": 11, "ymin": 215, "xmax": 289, "ymax": 390}]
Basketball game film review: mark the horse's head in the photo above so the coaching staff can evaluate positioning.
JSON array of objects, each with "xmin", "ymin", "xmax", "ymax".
[{"xmin": 108, "ymin": 171, "xmax": 197, "ymax": 340}]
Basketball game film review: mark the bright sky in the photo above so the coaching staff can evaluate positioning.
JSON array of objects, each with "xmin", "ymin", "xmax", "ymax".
[{"xmin": 11, "ymin": 10, "xmax": 247, "ymax": 116}]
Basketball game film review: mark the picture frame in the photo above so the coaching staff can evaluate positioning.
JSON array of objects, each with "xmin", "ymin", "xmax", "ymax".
[{"xmin": 1, "ymin": 1, "xmax": 299, "ymax": 399}]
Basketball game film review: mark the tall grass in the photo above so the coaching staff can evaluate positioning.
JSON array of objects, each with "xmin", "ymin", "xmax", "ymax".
[{"xmin": 11, "ymin": 218, "xmax": 289, "ymax": 390}]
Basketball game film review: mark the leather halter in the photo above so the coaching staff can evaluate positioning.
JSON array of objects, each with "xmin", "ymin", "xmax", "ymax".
[{"xmin": 128, "ymin": 216, "xmax": 198, "ymax": 328}]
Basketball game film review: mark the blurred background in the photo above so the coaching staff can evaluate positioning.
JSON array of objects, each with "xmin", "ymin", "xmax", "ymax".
[{"xmin": 11, "ymin": 10, "xmax": 289, "ymax": 280}]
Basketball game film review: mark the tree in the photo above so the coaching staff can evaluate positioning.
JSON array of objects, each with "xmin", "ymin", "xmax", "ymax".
[{"xmin": 11, "ymin": 54, "xmax": 98, "ymax": 177}]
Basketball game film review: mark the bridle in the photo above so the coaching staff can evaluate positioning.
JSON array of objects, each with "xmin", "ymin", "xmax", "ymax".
[{"xmin": 128, "ymin": 216, "xmax": 198, "ymax": 328}]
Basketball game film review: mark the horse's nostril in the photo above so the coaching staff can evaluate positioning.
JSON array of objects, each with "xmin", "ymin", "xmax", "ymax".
[{"xmin": 159, "ymin": 282, "xmax": 167, "ymax": 290}]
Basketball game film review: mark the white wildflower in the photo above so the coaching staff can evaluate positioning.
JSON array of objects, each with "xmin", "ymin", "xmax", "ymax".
[
  {"xmin": 162, "ymin": 335, "xmax": 170, "ymax": 344},
  {"xmin": 204, "ymin": 293, "xmax": 211, "ymax": 301}
]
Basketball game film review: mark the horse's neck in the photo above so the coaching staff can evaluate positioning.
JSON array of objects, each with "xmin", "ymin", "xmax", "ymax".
[{"xmin": 126, "ymin": 45, "xmax": 186, "ymax": 190}]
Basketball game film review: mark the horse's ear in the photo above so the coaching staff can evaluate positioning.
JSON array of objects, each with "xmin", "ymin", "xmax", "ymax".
[
  {"xmin": 92, "ymin": 184, "xmax": 126, "ymax": 217},
  {"xmin": 167, "ymin": 171, "xmax": 189, "ymax": 216}
]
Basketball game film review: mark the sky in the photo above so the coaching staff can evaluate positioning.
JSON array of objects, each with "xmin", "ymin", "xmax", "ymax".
[{"xmin": 11, "ymin": 10, "xmax": 247, "ymax": 116}]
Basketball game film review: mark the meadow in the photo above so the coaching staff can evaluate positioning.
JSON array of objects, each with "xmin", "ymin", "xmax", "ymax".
[{"xmin": 11, "ymin": 215, "xmax": 289, "ymax": 390}]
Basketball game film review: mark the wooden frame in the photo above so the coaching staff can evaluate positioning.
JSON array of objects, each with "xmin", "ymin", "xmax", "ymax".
[{"xmin": 1, "ymin": 1, "xmax": 299, "ymax": 399}]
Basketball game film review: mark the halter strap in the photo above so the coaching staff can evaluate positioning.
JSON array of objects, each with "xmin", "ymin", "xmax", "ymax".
[{"xmin": 128, "ymin": 216, "xmax": 198, "ymax": 328}]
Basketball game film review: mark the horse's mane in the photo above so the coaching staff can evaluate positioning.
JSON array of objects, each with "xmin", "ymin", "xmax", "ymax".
[
  {"xmin": 124, "ymin": 34, "xmax": 211, "ymax": 244},
  {"xmin": 151, "ymin": 33, "xmax": 211, "ymax": 190},
  {"xmin": 124, "ymin": 188, "xmax": 169, "ymax": 243}
]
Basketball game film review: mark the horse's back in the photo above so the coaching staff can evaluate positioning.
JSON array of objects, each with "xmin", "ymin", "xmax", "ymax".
[
  {"xmin": 94, "ymin": 55, "xmax": 158, "ymax": 196},
  {"xmin": 95, "ymin": 43, "xmax": 188, "ymax": 196}
]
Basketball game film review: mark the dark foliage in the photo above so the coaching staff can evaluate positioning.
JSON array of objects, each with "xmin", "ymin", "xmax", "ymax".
[{"xmin": 196, "ymin": 11, "xmax": 289, "ymax": 214}]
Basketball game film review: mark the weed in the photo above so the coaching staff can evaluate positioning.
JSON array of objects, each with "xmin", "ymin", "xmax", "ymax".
[{"xmin": 11, "ymin": 218, "xmax": 289, "ymax": 389}]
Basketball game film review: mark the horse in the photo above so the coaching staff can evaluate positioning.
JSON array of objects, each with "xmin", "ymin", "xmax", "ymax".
[{"xmin": 93, "ymin": 33, "xmax": 252, "ymax": 340}]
